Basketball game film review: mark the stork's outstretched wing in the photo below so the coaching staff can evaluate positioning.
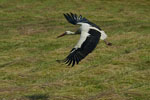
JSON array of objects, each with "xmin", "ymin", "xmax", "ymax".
[
  {"xmin": 64, "ymin": 13, "xmax": 89, "ymax": 25},
  {"xmin": 64, "ymin": 13, "xmax": 101, "ymax": 30},
  {"xmin": 64, "ymin": 29, "xmax": 101, "ymax": 67}
]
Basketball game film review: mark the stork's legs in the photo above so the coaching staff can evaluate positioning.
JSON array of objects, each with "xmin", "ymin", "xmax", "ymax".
[{"xmin": 104, "ymin": 39, "xmax": 112, "ymax": 46}]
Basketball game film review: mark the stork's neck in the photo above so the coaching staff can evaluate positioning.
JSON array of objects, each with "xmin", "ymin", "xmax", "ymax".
[{"xmin": 66, "ymin": 31, "xmax": 75, "ymax": 35}]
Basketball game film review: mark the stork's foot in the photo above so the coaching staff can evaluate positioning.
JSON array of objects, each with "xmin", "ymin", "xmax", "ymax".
[
  {"xmin": 107, "ymin": 42, "xmax": 112, "ymax": 46},
  {"xmin": 104, "ymin": 40, "xmax": 112, "ymax": 46}
]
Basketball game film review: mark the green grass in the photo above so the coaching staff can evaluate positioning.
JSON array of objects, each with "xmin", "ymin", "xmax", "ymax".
[{"xmin": 0, "ymin": 0, "xmax": 150, "ymax": 100}]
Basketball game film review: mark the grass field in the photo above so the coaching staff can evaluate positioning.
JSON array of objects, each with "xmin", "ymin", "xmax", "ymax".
[{"xmin": 0, "ymin": 0, "xmax": 150, "ymax": 100}]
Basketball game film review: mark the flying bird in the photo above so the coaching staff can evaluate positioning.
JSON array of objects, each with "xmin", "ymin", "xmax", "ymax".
[{"xmin": 57, "ymin": 13, "xmax": 111, "ymax": 67}]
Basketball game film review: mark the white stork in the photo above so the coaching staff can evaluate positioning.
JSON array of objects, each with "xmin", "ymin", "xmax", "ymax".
[{"xmin": 57, "ymin": 13, "xmax": 112, "ymax": 67}]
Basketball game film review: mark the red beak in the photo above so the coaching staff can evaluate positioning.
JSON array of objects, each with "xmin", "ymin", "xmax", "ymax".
[{"xmin": 57, "ymin": 32, "xmax": 66, "ymax": 38}]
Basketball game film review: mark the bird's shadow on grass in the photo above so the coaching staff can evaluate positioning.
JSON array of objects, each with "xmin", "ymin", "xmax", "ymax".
[{"xmin": 25, "ymin": 94, "xmax": 49, "ymax": 100}]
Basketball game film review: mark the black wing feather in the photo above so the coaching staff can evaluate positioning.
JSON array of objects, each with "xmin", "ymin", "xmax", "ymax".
[
  {"xmin": 74, "ymin": 54, "xmax": 79, "ymax": 64},
  {"xmin": 63, "ymin": 13, "xmax": 89, "ymax": 25},
  {"xmin": 72, "ymin": 56, "xmax": 76, "ymax": 67},
  {"xmin": 63, "ymin": 13, "xmax": 101, "ymax": 30},
  {"xmin": 68, "ymin": 58, "xmax": 73, "ymax": 66},
  {"xmin": 65, "ymin": 58, "xmax": 70, "ymax": 64}
]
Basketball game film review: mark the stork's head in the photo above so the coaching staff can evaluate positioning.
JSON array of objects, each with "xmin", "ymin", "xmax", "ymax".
[{"xmin": 57, "ymin": 31, "xmax": 73, "ymax": 38}]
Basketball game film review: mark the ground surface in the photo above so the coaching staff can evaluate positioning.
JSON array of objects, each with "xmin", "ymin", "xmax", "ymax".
[{"xmin": 0, "ymin": 0, "xmax": 150, "ymax": 100}]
